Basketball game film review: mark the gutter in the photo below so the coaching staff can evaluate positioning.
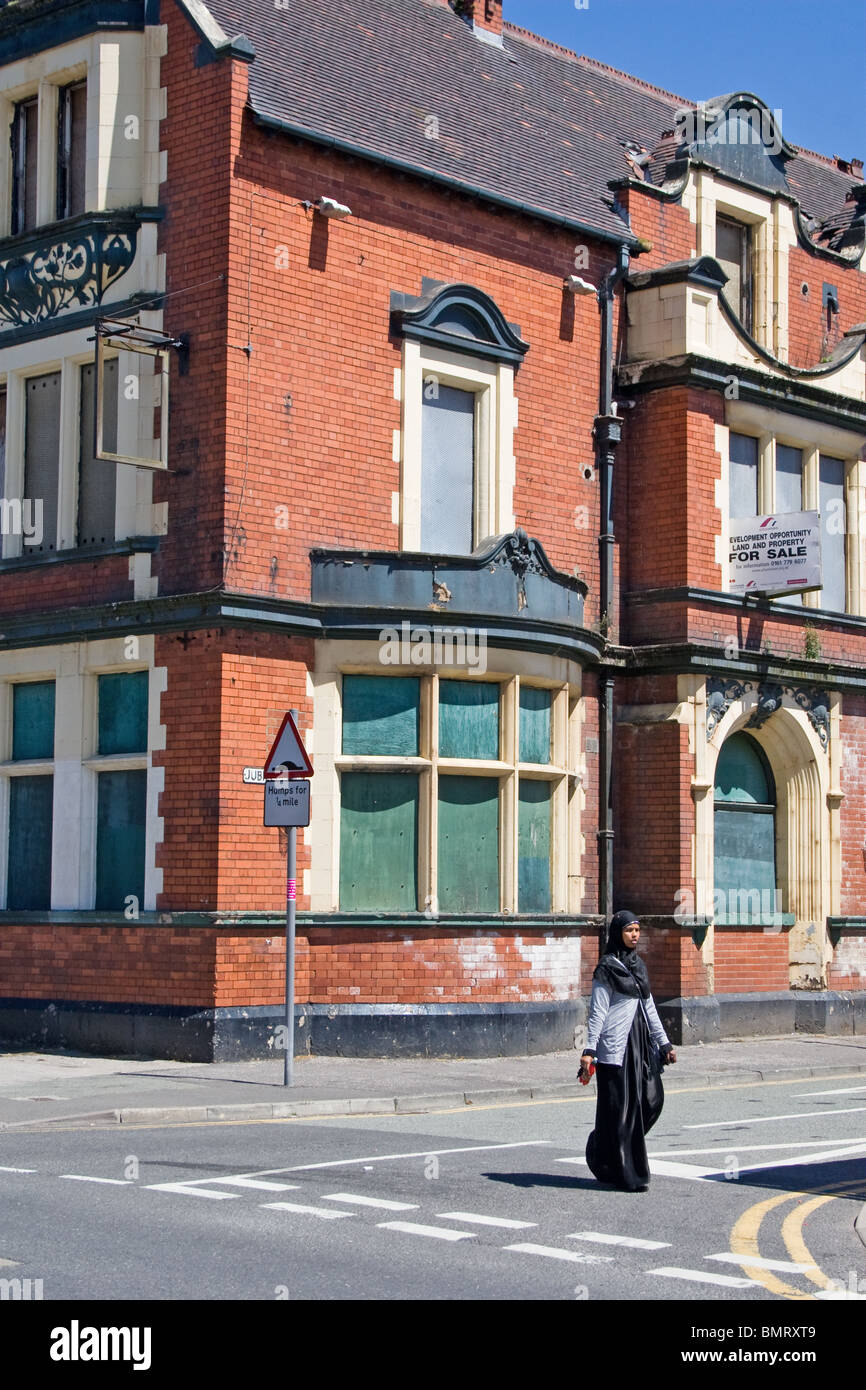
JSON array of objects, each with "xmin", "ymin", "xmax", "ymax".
[{"xmin": 250, "ymin": 108, "xmax": 640, "ymax": 251}]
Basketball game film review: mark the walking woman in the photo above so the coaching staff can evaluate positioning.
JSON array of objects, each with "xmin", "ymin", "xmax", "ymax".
[{"xmin": 578, "ymin": 910, "xmax": 677, "ymax": 1192}]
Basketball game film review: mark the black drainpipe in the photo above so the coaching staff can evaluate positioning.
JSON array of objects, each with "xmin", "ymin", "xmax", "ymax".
[{"xmin": 594, "ymin": 243, "xmax": 630, "ymax": 934}]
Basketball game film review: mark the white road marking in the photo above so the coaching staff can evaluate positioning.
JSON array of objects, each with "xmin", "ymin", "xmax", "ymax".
[
  {"xmin": 796, "ymin": 1086, "xmax": 866, "ymax": 1097},
  {"xmin": 814, "ymin": 1288, "xmax": 866, "ymax": 1301},
  {"xmin": 262, "ymin": 1202, "xmax": 353, "ymax": 1220},
  {"xmin": 706, "ymin": 1252, "xmax": 816, "ymax": 1273},
  {"xmin": 569, "ymin": 1231, "xmax": 671, "ymax": 1250},
  {"xmin": 61, "ymin": 1175, "xmax": 134, "ymax": 1186},
  {"xmin": 321, "ymin": 1193, "xmax": 419, "ymax": 1211},
  {"xmin": 196, "ymin": 1177, "xmax": 300, "ymax": 1191},
  {"xmin": 436, "ymin": 1212, "xmax": 536, "ymax": 1229},
  {"xmin": 716, "ymin": 1140, "xmax": 866, "ymax": 1175},
  {"xmin": 556, "ymin": 1156, "xmax": 724, "ymax": 1180},
  {"xmin": 648, "ymin": 1266, "xmax": 755, "ymax": 1289},
  {"xmin": 146, "ymin": 1183, "xmax": 237, "ymax": 1199},
  {"xmin": 649, "ymin": 1138, "xmax": 866, "ymax": 1159},
  {"xmin": 236, "ymin": 1141, "xmax": 551, "ymax": 1177},
  {"xmin": 377, "ymin": 1221, "xmax": 475, "ymax": 1242},
  {"xmin": 685, "ymin": 1105, "xmax": 866, "ymax": 1130},
  {"xmin": 0, "ymin": 1166, "xmax": 36, "ymax": 1173},
  {"xmin": 505, "ymin": 1243, "xmax": 614, "ymax": 1264}
]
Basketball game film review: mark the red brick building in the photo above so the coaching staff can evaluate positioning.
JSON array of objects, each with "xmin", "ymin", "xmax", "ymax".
[{"xmin": 0, "ymin": 0, "xmax": 864, "ymax": 1058}]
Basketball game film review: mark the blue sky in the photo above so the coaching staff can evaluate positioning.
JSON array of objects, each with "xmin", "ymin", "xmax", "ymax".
[{"xmin": 505, "ymin": 0, "xmax": 866, "ymax": 160}]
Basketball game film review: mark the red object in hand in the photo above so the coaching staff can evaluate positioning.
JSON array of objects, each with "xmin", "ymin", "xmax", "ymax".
[{"xmin": 579, "ymin": 1061, "xmax": 595, "ymax": 1086}]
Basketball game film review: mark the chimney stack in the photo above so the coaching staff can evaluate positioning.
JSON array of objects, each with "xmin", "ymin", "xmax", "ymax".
[{"xmin": 454, "ymin": 1, "xmax": 503, "ymax": 38}]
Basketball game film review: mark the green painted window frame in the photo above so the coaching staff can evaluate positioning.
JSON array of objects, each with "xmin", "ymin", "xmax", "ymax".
[{"xmin": 336, "ymin": 672, "xmax": 572, "ymax": 914}]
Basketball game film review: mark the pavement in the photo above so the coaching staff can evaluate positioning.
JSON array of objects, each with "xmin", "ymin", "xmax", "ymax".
[{"xmin": 2, "ymin": 1033, "xmax": 866, "ymax": 1131}]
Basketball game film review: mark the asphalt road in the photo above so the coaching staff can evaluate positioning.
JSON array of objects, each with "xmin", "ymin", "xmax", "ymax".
[{"xmin": 3, "ymin": 1066, "xmax": 865, "ymax": 1316}]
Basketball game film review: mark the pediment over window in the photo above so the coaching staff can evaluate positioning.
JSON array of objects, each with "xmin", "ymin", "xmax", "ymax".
[
  {"xmin": 391, "ymin": 280, "xmax": 529, "ymax": 364},
  {"xmin": 676, "ymin": 92, "xmax": 795, "ymax": 196}
]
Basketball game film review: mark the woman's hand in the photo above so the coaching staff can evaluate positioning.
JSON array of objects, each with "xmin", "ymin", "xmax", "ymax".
[
  {"xmin": 664, "ymin": 1046, "xmax": 677, "ymax": 1064},
  {"xmin": 578, "ymin": 1051, "xmax": 595, "ymax": 1083}
]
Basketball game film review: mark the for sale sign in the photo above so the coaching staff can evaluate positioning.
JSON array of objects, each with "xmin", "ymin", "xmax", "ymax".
[{"xmin": 728, "ymin": 511, "xmax": 822, "ymax": 598}]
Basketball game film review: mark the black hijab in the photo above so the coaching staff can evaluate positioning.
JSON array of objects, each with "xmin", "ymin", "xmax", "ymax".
[{"xmin": 593, "ymin": 909, "xmax": 651, "ymax": 999}]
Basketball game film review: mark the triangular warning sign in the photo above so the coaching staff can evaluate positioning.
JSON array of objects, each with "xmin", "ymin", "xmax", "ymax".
[{"xmin": 264, "ymin": 711, "xmax": 313, "ymax": 778}]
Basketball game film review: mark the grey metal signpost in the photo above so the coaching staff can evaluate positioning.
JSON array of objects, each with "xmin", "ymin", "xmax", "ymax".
[{"xmin": 262, "ymin": 709, "xmax": 313, "ymax": 1088}]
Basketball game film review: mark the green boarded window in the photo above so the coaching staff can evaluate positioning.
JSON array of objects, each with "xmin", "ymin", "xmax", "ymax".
[
  {"xmin": 714, "ymin": 733, "xmax": 775, "ymax": 923},
  {"xmin": 439, "ymin": 681, "xmax": 499, "ymax": 760},
  {"xmin": 518, "ymin": 781, "xmax": 551, "ymax": 912},
  {"xmin": 342, "ymin": 676, "xmax": 419, "ymax": 756},
  {"xmin": 340, "ymin": 772, "xmax": 418, "ymax": 910},
  {"xmin": 97, "ymin": 672, "xmax": 149, "ymax": 755},
  {"xmin": 96, "ymin": 770, "xmax": 146, "ymax": 910},
  {"xmin": 519, "ymin": 687, "xmax": 551, "ymax": 764},
  {"xmin": 12, "ymin": 681, "xmax": 55, "ymax": 761},
  {"xmin": 7, "ymin": 774, "xmax": 53, "ymax": 909},
  {"xmin": 438, "ymin": 775, "xmax": 499, "ymax": 911}
]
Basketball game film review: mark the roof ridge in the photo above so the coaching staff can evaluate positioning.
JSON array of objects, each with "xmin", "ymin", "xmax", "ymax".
[{"xmin": 504, "ymin": 21, "xmax": 692, "ymax": 110}]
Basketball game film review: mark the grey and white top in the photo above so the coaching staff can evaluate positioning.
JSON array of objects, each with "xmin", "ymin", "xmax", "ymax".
[{"xmin": 584, "ymin": 981, "xmax": 671, "ymax": 1066}]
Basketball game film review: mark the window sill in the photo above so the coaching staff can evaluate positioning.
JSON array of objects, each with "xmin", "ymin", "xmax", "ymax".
[{"xmin": 0, "ymin": 537, "xmax": 159, "ymax": 576}]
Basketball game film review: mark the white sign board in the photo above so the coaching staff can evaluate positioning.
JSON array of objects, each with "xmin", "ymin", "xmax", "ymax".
[
  {"xmin": 264, "ymin": 779, "xmax": 311, "ymax": 827},
  {"xmin": 729, "ymin": 511, "xmax": 822, "ymax": 598},
  {"xmin": 243, "ymin": 767, "xmax": 264, "ymax": 784}
]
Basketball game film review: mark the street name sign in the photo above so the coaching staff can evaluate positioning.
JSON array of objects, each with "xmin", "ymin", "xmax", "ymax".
[{"xmin": 263, "ymin": 778, "xmax": 311, "ymax": 827}]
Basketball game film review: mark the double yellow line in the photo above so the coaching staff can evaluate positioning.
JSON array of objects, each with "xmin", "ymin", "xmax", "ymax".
[{"xmin": 730, "ymin": 1178, "xmax": 866, "ymax": 1299}]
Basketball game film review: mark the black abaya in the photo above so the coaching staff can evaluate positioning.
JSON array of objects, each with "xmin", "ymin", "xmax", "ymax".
[{"xmin": 585, "ymin": 1005, "xmax": 664, "ymax": 1191}]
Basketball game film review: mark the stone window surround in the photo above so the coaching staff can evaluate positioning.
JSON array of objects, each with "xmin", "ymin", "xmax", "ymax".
[
  {"xmin": 686, "ymin": 672, "xmax": 841, "ymax": 989},
  {"xmin": 397, "ymin": 340, "xmax": 517, "ymax": 552},
  {"xmin": 0, "ymin": 28, "xmax": 166, "ymax": 236},
  {"xmin": 0, "ymin": 328, "xmax": 161, "ymax": 561},
  {"xmin": 685, "ymin": 168, "xmax": 796, "ymax": 361},
  {"xmin": 0, "ymin": 636, "xmax": 165, "ymax": 912},
  {"xmin": 714, "ymin": 400, "xmax": 866, "ymax": 616},
  {"xmin": 307, "ymin": 641, "xmax": 586, "ymax": 915}
]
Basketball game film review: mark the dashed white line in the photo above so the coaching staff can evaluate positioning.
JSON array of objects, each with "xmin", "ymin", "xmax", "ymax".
[
  {"xmin": 569, "ymin": 1231, "xmax": 671, "ymax": 1250},
  {"xmin": 377, "ymin": 1221, "xmax": 476, "ymax": 1242},
  {"xmin": 234, "ymin": 1141, "xmax": 552, "ymax": 1177},
  {"xmin": 435, "ymin": 1212, "xmax": 536, "ymax": 1229},
  {"xmin": 146, "ymin": 1183, "xmax": 237, "ymax": 1199},
  {"xmin": 61, "ymin": 1175, "xmax": 134, "ymax": 1186},
  {"xmin": 796, "ymin": 1086, "xmax": 866, "ymax": 1098},
  {"xmin": 321, "ymin": 1193, "xmax": 419, "ymax": 1211},
  {"xmin": 647, "ymin": 1266, "xmax": 755, "ymax": 1289},
  {"xmin": 706, "ymin": 1252, "xmax": 816, "ymax": 1274},
  {"xmin": 556, "ymin": 1155, "xmax": 723, "ymax": 1181},
  {"xmin": 262, "ymin": 1202, "xmax": 353, "ymax": 1220},
  {"xmin": 505, "ymin": 1243, "xmax": 614, "ymax": 1264},
  {"xmin": 0, "ymin": 1166, "xmax": 36, "ymax": 1174}
]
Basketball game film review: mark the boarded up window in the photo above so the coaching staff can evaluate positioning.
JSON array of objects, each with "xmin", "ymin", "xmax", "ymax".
[
  {"xmin": 716, "ymin": 215, "xmax": 753, "ymax": 333},
  {"xmin": 12, "ymin": 681, "xmax": 55, "ymax": 761},
  {"xmin": 340, "ymin": 772, "xmax": 418, "ymax": 910},
  {"xmin": 95, "ymin": 770, "xmax": 146, "ymax": 910},
  {"xmin": 24, "ymin": 373, "xmax": 61, "ymax": 552},
  {"xmin": 775, "ymin": 444, "xmax": 803, "ymax": 606},
  {"xmin": 7, "ymin": 775, "xmax": 53, "ymax": 910},
  {"xmin": 12, "ymin": 96, "xmax": 38, "ymax": 235},
  {"xmin": 57, "ymin": 81, "xmax": 87, "ymax": 220},
  {"xmin": 439, "ymin": 680, "xmax": 499, "ymax": 760},
  {"xmin": 97, "ymin": 671, "xmax": 148, "ymax": 755},
  {"xmin": 519, "ymin": 687, "xmax": 551, "ymax": 764},
  {"xmin": 78, "ymin": 360, "xmax": 117, "ymax": 546},
  {"xmin": 420, "ymin": 384, "xmax": 474, "ymax": 554},
  {"xmin": 714, "ymin": 733, "xmax": 775, "ymax": 923},
  {"xmin": 518, "ymin": 780, "xmax": 551, "ymax": 912},
  {"xmin": 437, "ymin": 775, "xmax": 499, "ymax": 911},
  {"xmin": 819, "ymin": 455, "xmax": 846, "ymax": 612},
  {"xmin": 342, "ymin": 675, "xmax": 419, "ymax": 756},
  {"xmin": 729, "ymin": 432, "xmax": 758, "ymax": 519}
]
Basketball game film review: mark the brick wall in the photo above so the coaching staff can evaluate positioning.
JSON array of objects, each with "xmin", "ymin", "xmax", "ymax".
[
  {"xmin": 713, "ymin": 927, "xmax": 790, "ymax": 993},
  {"xmin": 787, "ymin": 242, "xmax": 866, "ymax": 371},
  {"xmin": 0, "ymin": 924, "xmax": 217, "ymax": 1006}
]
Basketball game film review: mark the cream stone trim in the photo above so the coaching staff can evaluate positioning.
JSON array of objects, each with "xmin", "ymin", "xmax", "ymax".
[
  {"xmin": 310, "ymin": 639, "xmax": 581, "ymax": 915},
  {"xmin": 399, "ymin": 340, "xmax": 515, "ymax": 551},
  {"xmin": 699, "ymin": 683, "xmax": 835, "ymax": 988}
]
